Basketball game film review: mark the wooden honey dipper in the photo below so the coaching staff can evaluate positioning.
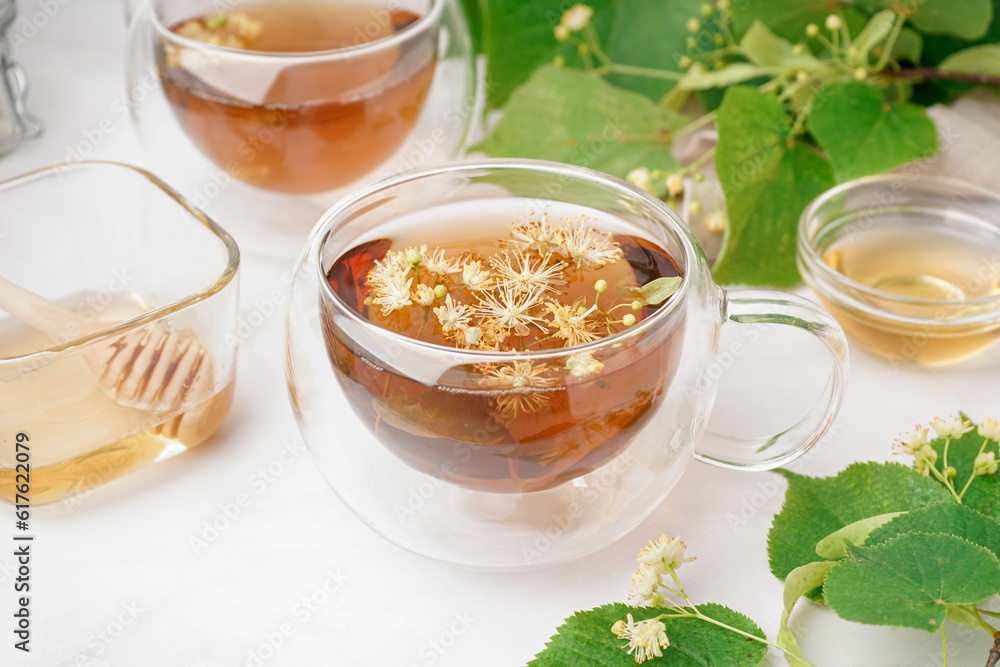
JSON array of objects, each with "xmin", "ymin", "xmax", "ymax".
[{"xmin": 0, "ymin": 274, "xmax": 219, "ymax": 444}]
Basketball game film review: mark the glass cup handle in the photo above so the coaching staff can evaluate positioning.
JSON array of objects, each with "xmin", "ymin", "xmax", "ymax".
[{"xmin": 694, "ymin": 289, "xmax": 850, "ymax": 470}]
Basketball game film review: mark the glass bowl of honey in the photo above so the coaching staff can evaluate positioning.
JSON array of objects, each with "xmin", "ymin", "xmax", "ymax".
[
  {"xmin": 285, "ymin": 159, "xmax": 849, "ymax": 569},
  {"xmin": 798, "ymin": 174, "xmax": 1000, "ymax": 366},
  {"xmin": 0, "ymin": 162, "xmax": 240, "ymax": 505},
  {"xmin": 125, "ymin": 0, "xmax": 474, "ymax": 233}
]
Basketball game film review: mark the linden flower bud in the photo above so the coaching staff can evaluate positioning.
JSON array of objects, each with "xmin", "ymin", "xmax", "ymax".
[
  {"xmin": 930, "ymin": 416, "xmax": 973, "ymax": 440},
  {"xmin": 974, "ymin": 451, "xmax": 999, "ymax": 477},
  {"xmin": 631, "ymin": 300, "xmax": 642, "ymax": 311},
  {"xmin": 978, "ymin": 418, "xmax": 1000, "ymax": 442},
  {"xmin": 463, "ymin": 326, "xmax": 482, "ymax": 345},
  {"xmin": 578, "ymin": 43, "xmax": 590, "ymax": 56},
  {"xmin": 693, "ymin": 171, "xmax": 705, "ymax": 183},
  {"xmin": 686, "ymin": 36, "xmax": 698, "ymax": 50},
  {"xmin": 679, "ymin": 55, "xmax": 693, "ymax": 68},
  {"xmin": 854, "ymin": 68, "xmax": 868, "ymax": 82},
  {"xmin": 701, "ymin": 3, "xmax": 713, "ymax": 16},
  {"xmin": 626, "ymin": 166, "xmax": 653, "ymax": 192},
  {"xmin": 717, "ymin": 0, "xmax": 730, "ymax": 10},
  {"xmin": 553, "ymin": 54, "xmax": 566, "ymax": 67},
  {"xmin": 944, "ymin": 466, "xmax": 958, "ymax": 480},
  {"xmin": 793, "ymin": 43, "xmax": 807, "ymax": 55},
  {"xmin": 686, "ymin": 17, "xmax": 701, "ymax": 33},
  {"xmin": 825, "ymin": 14, "xmax": 842, "ymax": 31},
  {"xmin": 689, "ymin": 200, "xmax": 703, "ymax": 214},
  {"xmin": 796, "ymin": 70, "xmax": 809, "ymax": 83},
  {"xmin": 433, "ymin": 284, "xmax": 448, "ymax": 299},
  {"xmin": 554, "ymin": 25, "xmax": 570, "ymax": 42},
  {"xmin": 706, "ymin": 210, "xmax": 727, "ymax": 233},
  {"xmin": 623, "ymin": 314, "xmax": 637, "ymax": 327},
  {"xmin": 561, "ymin": 3, "xmax": 594, "ymax": 32},
  {"xmin": 666, "ymin": 174, "xmax": 684, "ymax": 196},
  {"xmin": 805, "ymin": 23, "xmax": 819, "ymax": 37},
  {"xmin": 405, "ymin": 248, "xmax": 423, "ymax": 265},
  {"xmin": 595, "ymin": 279, "xmax": 609, "ymax": 293}
]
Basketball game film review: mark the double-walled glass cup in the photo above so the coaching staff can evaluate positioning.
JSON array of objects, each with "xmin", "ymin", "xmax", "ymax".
[
  {"xmin": 0, "ymin": 162, "xmax": 240, "ymax": 505},
  {"xmin": 285, "ymin": 160, "xmax": 849, "ymax": 569},
  {"xmin": 125, "ymin": 0, "xmax": 474, "ymax": 210}
]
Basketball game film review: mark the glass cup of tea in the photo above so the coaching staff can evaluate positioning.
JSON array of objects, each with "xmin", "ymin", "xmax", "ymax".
[
  {"xmin": 0, "ymin": 162, "xmax": 240, "ymax": 505},
  {"xmin": 285, "ymin": 159, "xmax": 850, "ymax": 569},
  {"xmin": 124, "ymin": 0, "xmax": 474, "ymax": 239}
]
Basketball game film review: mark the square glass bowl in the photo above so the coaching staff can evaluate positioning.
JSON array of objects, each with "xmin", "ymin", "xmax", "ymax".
[
  {"xmin": 798, "ymin": 174, "xmax": 1000, "ymax": 365},
  {"xmin": 0, "ymin": 162, "xmax": 239, "ymax": 504}
]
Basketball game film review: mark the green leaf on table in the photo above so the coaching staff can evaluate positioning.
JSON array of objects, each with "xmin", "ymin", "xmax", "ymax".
[
  {"xmin": 777, "ymin": 561, "xmax": 837, "ymax": 666},
  {"xmin": 940, "ymin": 44, "xmax": 1000, "ymax": 77},
  {"xmin": 529, "ymin": 603, "xmax": 767, "ymax": 666},
  {"xmin": 713, "ymin": 86, "xmax": 834, "ymax": 287},
  {"xmin": 814, "ymin": 511, "xmax": 905, "ymax": 560},
  {"xmin": 824, "ymin": 533, "xmax": 1000, "ymax": 631},
  {"xmin": 740, "ymin": 20, "xmax": 822, "ymax": 69},
  {"xmin": 928, "ymin": 428, "xmax": 1000, "ymax": 518},
  {"xmin": 473, "ymin": 66, "xmax": 687, "ymax": 179},
  {"xmin": 807, "ymin": 82, "xmax": 939, "ymax": 183},
  {"xmin": 867, "ymin": 502, "xmax": 1000, "ymax": 559},
  {"xmin": 857, "ymin": 0, "xmax": 993, "ymax": 40},
  {"xmin": 479, "ymin": 0, "xmax": 702, "ymax": 107},
  {"xmin": 768, "ymin": 462, "xmax": 954, "ymax": 590}
]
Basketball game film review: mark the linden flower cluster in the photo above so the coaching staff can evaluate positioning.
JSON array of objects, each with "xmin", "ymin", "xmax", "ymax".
[
  {"xmin": 364, "ymin": 215, "xmax": 656, "ymax": 420},
  {"xmin": 895, "ymin": 417, "xmax": 999, "ymax": 502}
]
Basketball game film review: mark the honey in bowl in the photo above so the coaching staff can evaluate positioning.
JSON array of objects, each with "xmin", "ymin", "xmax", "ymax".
[
  {"xmin": 321, "ymin": 201, "xmax": 685, "ymax": 493},
  {"xmin": 157, "ymin": 0, "xmax": 436, "ymax": 194},
  {"xmin": 819, "ymin": 216, "xmax": 1000, "ymax": 365}
]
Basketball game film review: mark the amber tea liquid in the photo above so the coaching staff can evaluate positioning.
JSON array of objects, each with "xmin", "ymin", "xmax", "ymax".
[
  {"xmin": 321, "ymin": 201, "xmax": 686, "ymax": 493},
  {"xmin": 0, "ymin": 292, "xmax": 234, "ymax": 504},
  {"xmin": 158, "ymin": 0, "xmax": 436, "ymax": 193},
  {"xmin": 822, "ymin": 216, "xmax": 1000, "ymax": 364}
]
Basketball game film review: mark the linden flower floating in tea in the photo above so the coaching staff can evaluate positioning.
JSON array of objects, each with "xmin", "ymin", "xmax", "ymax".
[
  {"xmin": 175, "ymin": 12, "xmax": 263, "ymax": 49},
  {"xmin": 361, "ymin": 215, "xmax": 682, "ymax": 420}
]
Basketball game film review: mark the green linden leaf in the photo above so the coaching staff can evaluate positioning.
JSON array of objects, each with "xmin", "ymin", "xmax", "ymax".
[
  {"xmin": 768, "ymin": 462, "xmax": 954, "ymax": 592},
  {"xmin": 940, "ymin": 44, "xmax": 1000, "ymax": 77},
  {"xmin": 740, "ymin": 20, "xmax": 822, "ymax": 69},
  {"xmin": 529, "ymin": 603, "xmax": 767, "ymax": 667},
  {"xmin": 857, "ymin": 0, "xmax": 993, "ymax": 40},
  {"xmin": 867, "ymin": 502, "xmax": 1000, "ymax": 560},
  {"xmin": 824, "ymin": 533, "xmax": 1000, "ymax": 632},
  {"xmin": 806, "ymin": 82, "xmax": 939, "ymax": 183},
  {"xmin": 473, "ymin": 66, "xmax": 687, "ymax": 180},
  {"xmin": 630, "ymin": 277, "xmax": 682, "ymax": 306},
  {"xmin": 928, "ymin": 428, "xmax": 1000, "ymax": 518},
  {"xmin": 730, "ymin": 0, "xmax": 869, "ymax": 43},
  {"xmin": 713, "ymin": 87, "xmax": 834, "ymax": 287},
  {"xmin": 814, "ymin": 511, "xmax": 906, "ymax": 560},
  {"xmin": 479, "ymin": 0, "xmax": 703, "ymax": 107},
  {"xmin": 777, "ymin": 561, "xmax": 836, "ymax": 667}
]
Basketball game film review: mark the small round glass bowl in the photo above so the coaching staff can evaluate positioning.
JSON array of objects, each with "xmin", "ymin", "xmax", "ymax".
[
  {"xmin": 798, "ymin": 175, "xmax": 1000, "ymax": 366},
  {"xmin": 0, "ymin": 162, "xmax": 240, "ymax": 505}
]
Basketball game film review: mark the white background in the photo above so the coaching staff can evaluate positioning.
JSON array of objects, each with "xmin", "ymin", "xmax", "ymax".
[{"xmin": 2, "ymin": 1, "xmax": 999, "ymax": 665}]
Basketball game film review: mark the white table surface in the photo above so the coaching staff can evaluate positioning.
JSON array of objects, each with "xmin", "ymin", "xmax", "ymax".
[{"xmin": 2, "ymin": 2, "xmax": 999, "ymax": 665}]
